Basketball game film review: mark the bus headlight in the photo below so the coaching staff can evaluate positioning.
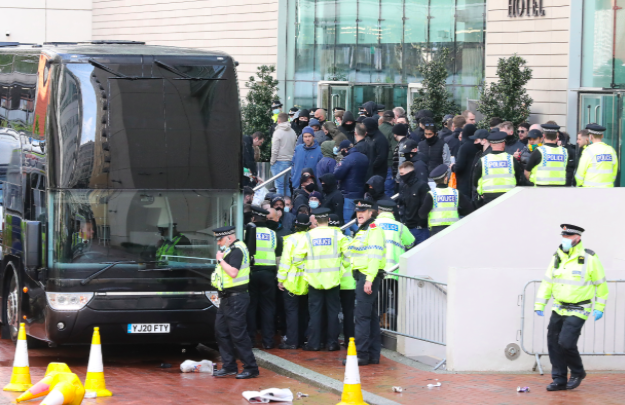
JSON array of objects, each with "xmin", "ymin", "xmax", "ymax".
[
  {"xmin": 46, "ymin": 292, "xmax": 94, "ymax": 311},
  {"xmin": 204, "ymin": 291, "xmax": 220, "ymax": 308}
]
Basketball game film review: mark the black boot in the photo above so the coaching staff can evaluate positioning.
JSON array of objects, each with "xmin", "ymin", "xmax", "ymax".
[
  {"xmin": 546, "ymin": 382, "xmax": 567, "ymax": 391},
  {"xmin": 566, "ymin": 373, "xmax": 586, "ymax": 390}
]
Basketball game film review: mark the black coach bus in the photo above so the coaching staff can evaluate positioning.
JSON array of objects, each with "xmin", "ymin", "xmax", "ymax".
[{"xmin": 0, "ymin": 41, "xmax": 242, "ymax": 344}]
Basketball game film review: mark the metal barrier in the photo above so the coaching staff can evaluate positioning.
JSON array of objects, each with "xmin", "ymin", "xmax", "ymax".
[
  {"xmin": 378, "ymin": 265, "xmax": 448, "ymax": 370},
  {"xmin": 252, "ymin": 167, "xmax": 292, "ymax": 192},
  {"xmin": 519, "ymin": 279, "xmax": 625, "ymax": 374}
]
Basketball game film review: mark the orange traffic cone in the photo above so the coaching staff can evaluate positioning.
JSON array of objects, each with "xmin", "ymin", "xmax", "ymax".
[
  {"xmin": 16, "ymin": 365, "xmax": 75, "ymax": 403},
  {"xmin": 45, "ymin": 363, "xmax": 72, "ymax": 376},
  {"xmin": 337, "ymin": 338, "xmax": 368, "ymax": 405},
  {"xmin": 83, "ymin": 327, "xmax": 112, "ymax": 397},
  {"xmin": 3, "ymin": 323, "xmax": 32, "ymax": 392}
]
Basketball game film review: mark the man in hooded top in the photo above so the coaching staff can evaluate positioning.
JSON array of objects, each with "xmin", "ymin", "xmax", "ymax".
[
  {"xmin": 339, "ymin": 111, "xmax": 356, "ymax": 144},
  {"xmin": 291, "ymin": 108, "xmax": 310, "ymax": 137}
]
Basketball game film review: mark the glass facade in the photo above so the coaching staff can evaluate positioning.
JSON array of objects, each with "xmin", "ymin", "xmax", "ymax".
[
  {"xmin": 284, "ymin": 0, "xmax": 486, "ymax": 114},
  {"xmin": 581, "ymin": 0, "xmax": 625, "ymax": 88}
]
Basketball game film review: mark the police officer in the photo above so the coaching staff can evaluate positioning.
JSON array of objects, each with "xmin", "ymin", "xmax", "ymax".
[
  {"xmin": 296, "ymin": 208, "xmax": 350, "ymax": 351},
  {"xmin": 347, "ymin": 200, "xmax": 386, "ymax": 366},
  {"xmin": 331, "ymin": 213, "xmax": 356, "ymax": 341},
  {"xmin": 534, "ymin": 224, "xmax": 609, "ymax": 391},
  {"xmin": 244, "ymin": 205, "xmax": 283, "ymax": 349},
  {"xmin": 523, "ymin": 123, "xmax": 574, "ymax": 186},
  {"xmin": 211, "ymin": 226, "xmax": 259, "ymax": 379},
  {"xmin": 472, "ymin": 129, "xmax": 524, "ymax": 206},
  {"xmin": 419, "ymin": 164, "xmax": 473, "ymax": 236},
  {"xmin": 575, "ymin": 124, "xmax": 618, "ymax": 188},
  {"xmin": 375, "ymin": 200, "xmax": 414, "ymax": 329},
  {"xmin": 155, "ymin": 223, "xmax": 191, "ymax": 260},
  {"xmin": 277, "ymin": 214, "xmax": 311, "ymax": 349}
]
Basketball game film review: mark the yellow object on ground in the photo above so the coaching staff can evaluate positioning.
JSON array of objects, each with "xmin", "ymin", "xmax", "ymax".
[
  {"xmin": 337, "ymin": 337, "xmax": 368, "ymax": 405},
  {"xmin": 17, "ymin": 371, "xmax": 84, "ymax": 404},
  {"xmin": 83, "ymin": 326, "xmax": 113, "ymax": 397},
  {"xmin": 45, "ymin": 363, "xmax": 72, "ymax": 376},
  {"xmin": 3, "ymin": 323, "xmax": 33, "ymax": 392}
]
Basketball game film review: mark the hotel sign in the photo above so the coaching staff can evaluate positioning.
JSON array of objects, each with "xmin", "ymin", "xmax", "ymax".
[{"xmin": 508, "ymin": 0, "xmax": 545, "ymax": 17}]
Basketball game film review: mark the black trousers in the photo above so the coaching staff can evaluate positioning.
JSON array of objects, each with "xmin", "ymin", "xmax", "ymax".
[
  {"xmin": 282, "ymin": 291, "xmax": 308, "ymax": 347},
  {"xmin": 340, "ymin": 289, "xmax": 355, "ymax": 340},
  {"xmin": 247, "ymin": 269, "xmax": 276, "ymax": 346},
  {"xmin": 547, "ymin": 311, "xmax": 586, "ymax": 384},
  {"xmin": 355, "ymin": 275, "xmax": 382, "ymax": 361},
  {"xmin": 215, "ymin": 293, "xmax": 259, "ymax": 373},
  {"xmin": 307, "ymin": 285, "xmax": 341, "ymax": 348}
]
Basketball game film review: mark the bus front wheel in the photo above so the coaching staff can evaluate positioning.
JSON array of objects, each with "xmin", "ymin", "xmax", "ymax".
[{"xmin": 2, "ymin": 264, "xmax": 20, "ymax": 342}]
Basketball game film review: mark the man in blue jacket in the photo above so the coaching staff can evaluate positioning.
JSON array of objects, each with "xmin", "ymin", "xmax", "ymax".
[
  {"xmin": 334, "ymin": 140, "xmax": 369, "ymax": 235},
  {"xmin": 291, "ymin": 127, "xmax": 323, "ymax": 189}
]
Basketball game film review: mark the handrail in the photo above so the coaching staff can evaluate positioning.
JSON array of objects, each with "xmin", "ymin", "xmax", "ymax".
[
  {"xmin": 339, "ymin": 193, "xmax": 399, "ymax": 230},
  {"xmin": 252, "ymin": 167, "xmax": 292, "ymax": 191}
]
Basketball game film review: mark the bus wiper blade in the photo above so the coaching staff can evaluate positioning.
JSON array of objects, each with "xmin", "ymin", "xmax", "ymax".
[
  {"xmin": 88, "ymin": 58, "xmax": 142, "ymax": 80},
  {"xmin": 154, "ymin": 60, "xmax": 224, "ymax": 80},
  {"xmin": 80, "ymin": 260, "xmax": 162, "ymax": 285}
]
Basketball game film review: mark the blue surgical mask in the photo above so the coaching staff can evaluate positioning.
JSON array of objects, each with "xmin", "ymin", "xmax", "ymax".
[
  {"xmin": 273, "ymin": 109, "xmax": 280, "ymax": 114},
  {"xmin": 561, "ymin": 238, "xmax": 573, "ymax": 252},
  {"xmin": 284, "ymin": 207, "xmax": 290, "ymax": 213},
  {"xmin": 219, "ymin": 244, "xmax": 228, "ymax": 252},
  {"xmin": 333, "ymin": 146, "xmax": 339, "ymax": 155},
  {"xmin": 309, "ymin": 201, "xmax": 320, "ymax": 209}
]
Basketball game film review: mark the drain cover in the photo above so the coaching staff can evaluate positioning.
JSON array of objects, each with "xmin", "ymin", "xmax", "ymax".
[{"xmin": 505, "ymin": 343, "xmax": 521, "ymax": 360}]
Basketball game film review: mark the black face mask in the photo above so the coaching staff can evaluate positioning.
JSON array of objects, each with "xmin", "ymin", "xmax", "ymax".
[
  {"xmin": 400, "ymin": 171, "xmax": 415, "ymax": 183},
  {"xmin": 298, "ymin": 121, "xmax": 308, "ymax": 128},
  {"xmin": 505, "ymin": 135, "xmax": 515, "ymax": 143},
  {"xmin": 265, "ymin": 220, "xmax": 279, "ymax": 230},
  {"xmin": 275, "ymin": 207, "xmax": 283, "ymax": 212},
  {"xmin": 321, "ymin": 183, "xmax": 331, "ymax": 193},
  {"xmin": 426, "ymin": 136, "xmax": 437, "ymax": 146},
  {"xmin": 305, "ymin": 183, "xmax": 316, "ymax": 193},
  {"xmin": 474, "ymin": 143, "xmax": 483, "ymax": 150},
  {"xmin": 342, "ymin": 122, "xmax": 355, "ymax": 131},
  {"xmin": 341, "ymin": 149, "xmax": 349, "ymax": 156},
  {"xmin": 403, "ymin": 152, "xmax": 414, "ymax": 160}
]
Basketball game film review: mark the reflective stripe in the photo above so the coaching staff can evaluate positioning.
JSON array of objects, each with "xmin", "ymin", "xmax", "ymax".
[
  {"xmin": 429, "ymin": 217, "xmax": 458, "ymax": 224},
  {"xmin": 587, "ymin": 169, "xmax": 613, "ymax": 174},
  {"xmin": 483, "ymin": 173, "xmax": 515, "ymax": 179},
  {"xmin": 279, "ymin": 263, "xmax": 290, "ymax": 270},
  {"xmin": 314, "ymin": 254, "xmax": 341, "ymax": 260},
  {"xmin": 342, "ymin": 271, "xmax": 353, "ymax": 278},
  {"xmin": 538, "ymin": 166, "xmax": 565, "ymax": 172},
  {"xmin": 595, "ymin": 297, "xmax": 607, "ymax": 304},
  {"xmin": 255, "ymin": 259, "xmax": 276, "ymax": 265},
  {"xmin": 277, "ymin": 273, "xmax": 287, "ymax": 281},
  {"xmin": 293, "ymin": 272, "xmax": 305, "ymax": 277},
  {"xmin": 584, "ymin": 181, "xmax": 613, "ymax": 186},
  {"xmin": 293, "ymin": 255, "xmax": 305, "ymax": 261},
  {"xmin": 593, "ymin": 277, "xmax": 607, "ymax": 285},
  {"xmin": 543, "ymin": 276, "xmax": 553, "ymax": 283},
  {"xmin": 535, "ymin": 298, "xmax": 549, "ymax": 305},
  {"xmin": 368, "ymin": 254, "xmax": 385, "ymax": 260},
  {"xmin": 232, "ymin": 275, "xmax": 249, "ymax": 283},
  {"xmin": 306, "ymin": 267, "xmax": 341, "ymax": 274},
  {"xmin": 482, "ymin": 184, "xmax": 515, "ymax": 191},
  {"xmin": 256, "ymin": 247, "xmax": 274, "ymax": 252},
  {"xmin": 554, "ymin": 278, "xmax": 592, "ymax": 287},
  {"xmin": 431, "ymin": 207, "xmax": 457, "ymax": 212},
  {"xmin": 536, "ymin": 177, "xmax": 565, "ymax": 182}
]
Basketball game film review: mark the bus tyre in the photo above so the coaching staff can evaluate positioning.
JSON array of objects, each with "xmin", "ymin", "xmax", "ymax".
[{"xmin": 2, "ymin": 264, "xmax": 21, "ymax": 342}]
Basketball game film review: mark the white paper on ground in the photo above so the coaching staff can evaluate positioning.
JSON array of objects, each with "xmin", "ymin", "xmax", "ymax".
[{"xmin": 243, "ymin": 388, "xmax": 294, "ymax": 403}]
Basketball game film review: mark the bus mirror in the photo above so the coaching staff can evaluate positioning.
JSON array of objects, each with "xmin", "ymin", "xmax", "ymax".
[{"xmin": 24, "ymin": 221, "xmax": 42, "ymax": 270}]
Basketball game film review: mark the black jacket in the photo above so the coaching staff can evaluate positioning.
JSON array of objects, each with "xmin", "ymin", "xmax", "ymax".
[
  {"xmin": 419, "ymin": 135, "xmax": 448, "ymax": 173},
  {"xmin": 392, "ymin": 136, "xmax": 409, "ymax": 178},
  {"xmin": 409, "ymin": 152, "xmax": 430, "ymax": 184},
  {"xmin": 453, "ymin": 140, "xmax": 479, "ymax": 198},
  {"xmin": 339, "ymin": 111, "xmax": 356, "ymax": 144},
  {"xmin": 409, "ymin": 127, "xmax": 424, "ymax": 144},
  {"xmin": 364, "ymin": 175, "xmax": 389, "ymax": 201},
  {"xmin": 439, "ymin": 127, "xmax": 453, "ymax": 143},
  {"xmin": 446, "ymin": 128, "xmax": 462, "ymax": 157},
  {"xmin": 398, "ymin": 170, "xmax": 430, "ymax": 229},
  {"xmin": 354, "ymin": 138, "xmax": 373, "ymax": 180},
  {"xmin": 291, "ymin": 109, "xmax": 310, "ymax": 137},
  {"xmin": 366, "ymin": 130, "xmax": 389, "ymax": 178},
  {"xmin": 242, "ymin": 135, "xmax": 257, "ymax": 176},
  {"xmin": 292, "ymin": 188, "xmax": 310, "ymax": 215},
  {"xmin": 320, "ymin": 173, "xmax": 345, "ymax": 223}
]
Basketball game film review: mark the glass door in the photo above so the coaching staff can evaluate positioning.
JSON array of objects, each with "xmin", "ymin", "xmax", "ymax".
[
  {"xmin": 579, "ymin": 92, "xmax": 623, "ymax": 185},
  {"xmin": 330, "ymin": 85, "xmax": 351, "ymax": 114}
]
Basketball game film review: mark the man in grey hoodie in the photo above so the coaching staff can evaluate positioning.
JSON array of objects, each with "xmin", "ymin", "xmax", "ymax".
[{"xmin": 271, "ymin": 113, "xmax": 298, "ymax": 197}]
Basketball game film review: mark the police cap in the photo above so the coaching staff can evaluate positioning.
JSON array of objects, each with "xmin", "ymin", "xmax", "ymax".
[
  {"xmin": 586, "ymin": 123, "xmax": 606, "ymax": 135},
  {"xmin": 271, "ymin": 195, "xmax": 285, "ymax": 207},
  {"xmin": 560, "ymin": 224, "xmax": 585, "ymax": 236},
  {"xmin": 377, "ymin": 200, "xmax": 396, "ymax": 212},
  {"xmin": 271, "ymin": 100, "xmax": 283, "ymax": 109},
  {"xmin": 527, "ymin": 129, "xmax": 542, "ymax": 139},
  {"xmin": 289, "ymin": 107, "xmax": 299, "ymax": 114},
  {"xmin": 430, "ymin": 164, "xmax": 450, "ymax": 180},
  {"xmin": 333, "ymin": 107, "xmax": 345, "ymax": 112},
  {"xmin": 328, "ymin": 214, "xmax": 341, "ymax": 226},
  {"xmin": 353, "ymin": 199, "xmax": 377, "ymax": 211},
  {"xmin": 312, "ymin": 207, "xmax": 331, "ymax": 218},
  {"xmin": 243, "ymin": 186, "xmax": 255, "ymax": 196},
  {"xmin": 541, "ymin": 123, "xmax": 560, "ymax": 134},
  {"xmin": 251, "ymin": 205, "xmax": 269, "ymax": 217},
  {"xmin": 469, "ymin": 129, "xmax": 489, "ymax": 140},
  {"xmin": 487, "ymin": 129, "xmax": 507, "ymax": 144},
  {"xmin": 399, "ymin": 139, "xmax": 418, "ymax": 154},
  {"xmin": 383, "ymin": 110, "xmax": 395, "ymax": 118},
  {"xmin": 295, "ymin": 213, "xmax": 311, "ymax": 227},
  {"xmin": 213, "ymin": 225, "xmax": 236, "ymax": 240}
]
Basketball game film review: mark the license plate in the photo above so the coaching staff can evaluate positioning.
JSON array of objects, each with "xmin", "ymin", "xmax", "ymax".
[{"xmin": 127, "ymin": 323, "xmax": 170, "ymax": 334}]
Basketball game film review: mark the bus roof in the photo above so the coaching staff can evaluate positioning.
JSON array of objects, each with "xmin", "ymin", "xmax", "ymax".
[{"xmin": 0, "ymin": 42, "xmax": 233, "ymax": 63}]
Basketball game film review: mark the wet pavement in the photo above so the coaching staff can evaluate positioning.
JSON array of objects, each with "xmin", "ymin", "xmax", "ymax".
[
  {"xmin": 0, "ymin": 339, "xmax": 338, "ymax": 405},
  {"xmin": 263, "ymin": 346, "xmax": 625, "ymax": 405}
]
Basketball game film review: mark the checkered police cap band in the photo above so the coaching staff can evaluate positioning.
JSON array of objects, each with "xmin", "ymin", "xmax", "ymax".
[
  {"xmin": 588, "ymin": 128, "xmax": 604, "ymax": 135},
  {"xmin": 214, "ymin": 229, "xmax": 236, "ymax": 238},
  {"xmin": 542, "ymin": 128, "xmax": 558, "ymax": 133}
]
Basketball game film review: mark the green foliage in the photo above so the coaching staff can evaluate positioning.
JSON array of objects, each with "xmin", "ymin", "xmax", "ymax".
[
  {"xmin": 410, "ymin": 48, "xmax": 459, "ymax": 127},
  {"xmin": 241, "ymin": 65, "xmax": 279, "ymax": 162},
  {"xmin": 476, "ymin": 54, "xmax": 533, "ymax": 129}
]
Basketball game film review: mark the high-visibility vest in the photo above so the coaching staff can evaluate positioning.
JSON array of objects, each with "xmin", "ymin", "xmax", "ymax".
[
  {"xmin": 427, "ymin": 187, "xmax": 459, "ymax": 228},
  {"xmin": 477, "ymin": 153, "xmax": 516, "ymax": 195},
  {"xmin": 254, "ymin": 227, "xmax": 277, "ymax": 266},
  {"xmin": 156, "ymin": 234, "xmax": 185, "ymax": 260},
  {"xmin": 334, "ymin": 227, "xmax": 356, "ymax": 290},
  {"xmin": 300, "ymin": 226, "xmax": 349, "ymax": 290},
  {"xmin": 348, "ymin": 222, "xmax": 386, "ymax": 282},
  {"xmin": 211, "ymin": 241, "xmax": 251, "ymax": 291},
  {"xmin": 277, "ymin": 232, "xmax": 308, "ymax": 295},
  {"xmin": 529, "ymin": 145, "xmax": 567, "ymax": 186},
  {"xmin": 575, "ymin": 142, "xmax": 618, "ymax": 188},
  {"xmin": 374, "ymin": 212, "xmax": 415, "ymax": 281},
  {"xmin": 535, "ymin": 242, "xmax": 609, "ymax": 320}
]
